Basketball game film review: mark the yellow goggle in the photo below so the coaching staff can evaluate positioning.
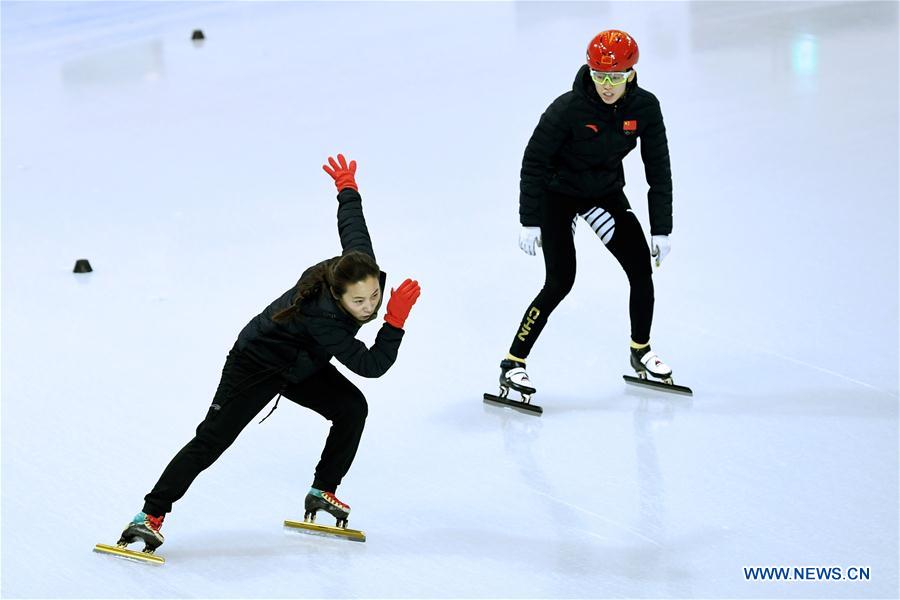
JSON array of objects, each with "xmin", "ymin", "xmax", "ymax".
[{"xmin": 590, "ymin": 69, "xmax": 632, "ymax": 86}]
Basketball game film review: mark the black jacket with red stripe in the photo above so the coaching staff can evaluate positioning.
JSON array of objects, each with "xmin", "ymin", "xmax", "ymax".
[
  {"xmin": 519, "ymin": 65, "xmax": 673, "ymax": 235},
  {"xmin": 235, "ymin": 188, "xmax": 403, "ymax": 383}
]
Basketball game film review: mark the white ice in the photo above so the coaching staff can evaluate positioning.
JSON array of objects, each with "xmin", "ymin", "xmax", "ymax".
[{"xmin": 1, "ymin": 2, "xmax": 897, "ymax": 598}]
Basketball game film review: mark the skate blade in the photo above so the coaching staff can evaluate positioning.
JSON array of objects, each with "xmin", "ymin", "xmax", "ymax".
[
  {"xmin": 93, "ymin": 543, "xmax": 165, "ymax": 565},
  {"xmin": 623, "ymin": 375, "xmax": 693, "ymax": 396},
  {"xmin": 483, "ymin": 393, "xmax": 543, "ymax": 415},
  {"xmin": 283, "ymin": 520, "xmax": 366, "ymax": 543}
]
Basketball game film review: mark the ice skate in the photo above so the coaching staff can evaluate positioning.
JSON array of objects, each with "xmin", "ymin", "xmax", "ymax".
[
  {"xmin": 623, "ymin": 346, "xmax": 693, "ymax": 396},
  {"xmin": 483, "ymin": 359, "xmax": 543, "ymax": 415},
  {"xmin": 284, "ymin": 489, "xmax": 366, "ymax": 542},
  {"xmin": 93, "ymin": 512, "xmax": 166, "ymax": 564}
]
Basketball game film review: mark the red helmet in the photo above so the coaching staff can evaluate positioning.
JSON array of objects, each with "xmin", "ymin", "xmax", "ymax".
[{"xmin": 586, "ymin": 30, "xmax": 639, "ymax": 72}]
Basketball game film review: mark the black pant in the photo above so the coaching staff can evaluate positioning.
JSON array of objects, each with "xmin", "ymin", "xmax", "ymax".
[
  {"xmin": 509, "ymin": 191, "xmax": 654, "ymax": 359},
  {"xmin": 142, "ymin": 351, "xmax": 367, "ymax": 516}
]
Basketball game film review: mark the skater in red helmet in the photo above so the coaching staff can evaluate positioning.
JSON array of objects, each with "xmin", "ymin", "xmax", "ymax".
[
  {"xmin": 107, "ymin": 155, "xmax": 420, "ymax": 558},
  {"xmin": 493, "ymin": 29, "xmax": 682, "ymax": 409}
]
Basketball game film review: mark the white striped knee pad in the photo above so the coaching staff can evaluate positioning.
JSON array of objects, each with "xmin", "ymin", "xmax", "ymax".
[{"xmin": 578, "ymin": 207, "xmax": 616, "ymax": 245}]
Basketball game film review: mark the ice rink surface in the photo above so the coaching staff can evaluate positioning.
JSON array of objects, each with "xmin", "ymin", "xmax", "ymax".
[{"xmin": 2, "ymin": 1, "xmax": 898, "ymax": 598}]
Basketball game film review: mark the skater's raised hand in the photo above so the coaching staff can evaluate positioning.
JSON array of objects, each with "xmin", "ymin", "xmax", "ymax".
[
  {"xmin": 651, "ymin": 235, "xmax": 670, "ymax": 267},
  {"xmin": 518, "ymin": 226, "xmax": 542, "ymax": 256},
  {"xmin": 384, "ymin": 279, "xmax": 421, "ymax": 329},
  {"xmin": 323, "ymin": 154, "xmax": 359, "ymax": 192}
]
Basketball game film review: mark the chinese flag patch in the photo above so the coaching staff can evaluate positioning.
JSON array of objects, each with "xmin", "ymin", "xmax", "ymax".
[{"xmin": 623, "ymin": 120, "xmax": 637, "ymax": 131}]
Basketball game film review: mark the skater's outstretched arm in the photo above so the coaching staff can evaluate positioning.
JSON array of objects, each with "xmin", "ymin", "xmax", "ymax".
[
  {"xmin": 519, "ymin": 95, "xmax": 571, "ymax": 227},
  {"xmin": 308, "ymin": 279, "xmax": 421, "ymax": 378},
  {"xmin": 308, "ymin": 320, "xmax": 403, "ymax": 378},
  {"xmin": 323, "ymin": 154, "xmax": 376, "ymax": 261},
  {"xmin": 638, "ymin": 98, "xmax": 673, "ymax": 236}
]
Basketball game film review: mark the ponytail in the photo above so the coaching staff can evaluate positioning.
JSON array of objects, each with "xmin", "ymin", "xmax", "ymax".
[{"xmin": 273, "ymin": 251, "xmax": 379, "ymax": 323}]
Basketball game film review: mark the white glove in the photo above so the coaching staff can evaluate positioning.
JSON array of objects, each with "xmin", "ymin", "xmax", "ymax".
[
  {"xmin": 518, "ymin": 226, "xmax": 542, "ymax": 256},
  {"xmin": 651, "ymin": 235, "xmax": 670, "ymax": 267}
]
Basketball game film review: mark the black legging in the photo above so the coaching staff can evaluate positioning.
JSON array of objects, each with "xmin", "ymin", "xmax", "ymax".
[
  {"xmin": 509, "ymin": 191, "xmax": 654, "ymax": 359},
  {"xmin": 142, "ymin": 350, "xmax": 367, "ymax": 516}
]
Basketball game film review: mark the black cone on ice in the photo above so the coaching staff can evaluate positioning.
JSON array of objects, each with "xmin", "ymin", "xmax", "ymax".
[
  {"xmin": 73, "ymin": 259, "xmax": 93, "ymax": 273},
  {"xmin": 191, "ymin": 29, "xmax": 205, "ymax": 41}
]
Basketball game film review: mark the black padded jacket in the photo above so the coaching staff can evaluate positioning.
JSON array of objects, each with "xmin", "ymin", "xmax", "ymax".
[
  {"xmin": 519, "ymin": 65, "xmax": 673, "ymax": 235},
  {"xmin": 234, "ymin": 188, "xmax": 403, "ymax": 383}
]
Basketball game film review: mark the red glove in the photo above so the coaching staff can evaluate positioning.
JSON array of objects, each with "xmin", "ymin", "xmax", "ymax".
[
  {"xmin": 322, "ymin": 154, "xmax": 358, "ymax": 192},
  {"xmin": 384, "ymin": 279, "xmax": 421, "ymax": 329}
]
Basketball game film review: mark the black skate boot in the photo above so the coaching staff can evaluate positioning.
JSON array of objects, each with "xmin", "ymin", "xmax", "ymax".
[
  {"xmin": 499, "ymin": 359, "xmax": 537, "ymax": 396},
  {"xmin": 117, "ymin": 511, "xmax": 165, "ymax": 553},
  {"xmin": 623, "ymin": 345, "xmax": 692, "ymax": 395},
  {"xmin": 483, "ymin": 359, "xmax": 542, "ymax": 415},
  {"xmin": 304, "ymin": 489, "xmax": 351, "ymax": 528},
  {"xmin": 284, "ymin": 488, "xmax": 365, "ymax": 542},
  {"xmin": 630, "ymin": 345, "xmax": 673, "ymax": 382}
]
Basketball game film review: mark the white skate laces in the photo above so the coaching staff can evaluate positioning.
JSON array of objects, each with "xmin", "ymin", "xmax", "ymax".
[
  {"xmin": 507, "ymin": 367, "xmax": 531, "ymax": 387},
  {"xmin": 322, "ymin": 492, "xmax": 350, "ymax": 512},
  {"xmin": 638, "ymin": 351, "xmax": 671, "ymax": 376}
]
